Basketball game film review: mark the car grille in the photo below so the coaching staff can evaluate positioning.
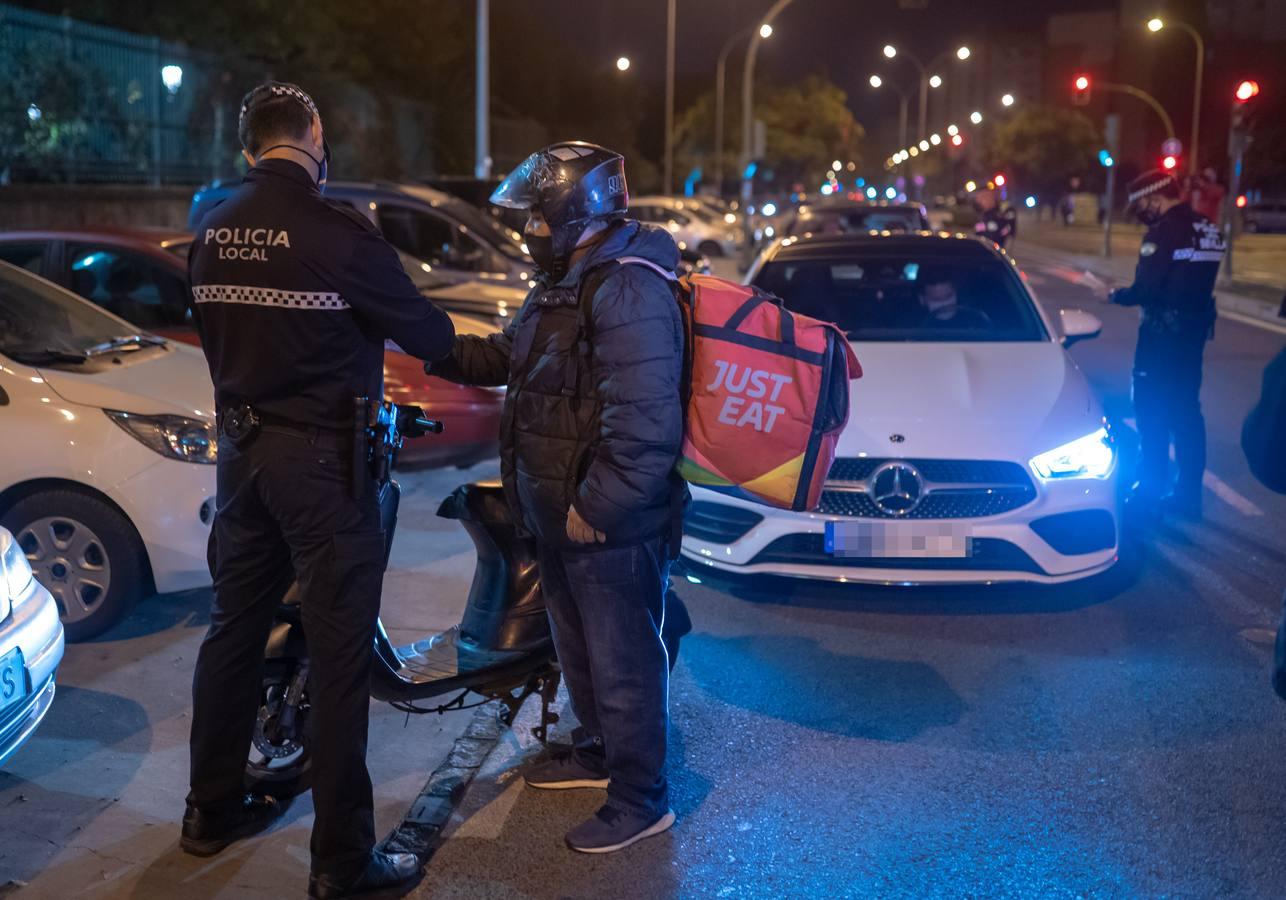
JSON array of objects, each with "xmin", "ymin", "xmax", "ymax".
[
  {"xmin": 748, "ymin": 533, "xmax": 1045, "ymax": 574},
  {"xmin": 820, "ymin": 458, "xmax": 1036, "ymax": 519},
  {"xmin": 684, "ymin": 501, "xmax": 765, "ymax": 545}
]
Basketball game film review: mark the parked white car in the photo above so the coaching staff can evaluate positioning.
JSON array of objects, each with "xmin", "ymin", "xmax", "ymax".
[
  {"xmin": 0, "ymin": 525, "xmax": 63, "ymax": 766},
  {"xmin": 681, "ymin": 232, "xmax": 1119, "ymax": 586},
  {"xmin": 629, "ymin": 195, "xmax": 744, "ymax": 258},
  {"xmin": 0, "ymin": 261, "xmax": 215, "ymax": 640}
]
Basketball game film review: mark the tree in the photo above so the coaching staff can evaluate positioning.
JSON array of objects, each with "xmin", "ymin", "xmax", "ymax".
[
  {"xmin": 673, "ymin": 74, "xmax": 865, "ymax": 192},
  {"xmin": 984, "ymin": 105, "xmax": 1100, "ymax": 198}
]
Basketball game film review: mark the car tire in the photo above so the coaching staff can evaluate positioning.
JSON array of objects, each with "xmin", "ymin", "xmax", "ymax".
[
  {"xmin": 698, "ymin": 240, "xmax": 725, "ymax": 258},
  {"xmin": 1, "ymin": 490, "xmax": 150, "ymax": 642}
]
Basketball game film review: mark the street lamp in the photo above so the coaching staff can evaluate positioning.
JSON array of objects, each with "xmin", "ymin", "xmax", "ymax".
[
  {"xmin": 929, "ymin": 74, "xmax": 943, "ymax": 89},
  {"xmin": 616, "ymin": 56, "xmax": 631, "ymax": 72},
  {"xmin": 956, "ymin": 45, "xmax": 971, "ymax": 60},
  {"xmin": 741, "ymin": 0, "xmax": 796, "ymax": 202},
  {"xmin": 869, "ymin": 73, "xmax": 910, "ymax": 150},
  {"xmin": 930, "ymin": 133, "xmax": 941, "ymax": 145},
  {"xmin": 1146, "ymin": 16, "xmax": 1205, "ymax": 176},
  {"xmin": 918, "ymin": 139, "xmax": 929, "ymax": 151},
  {"xmin": 716, "ymin": 22, "xmax": 773, "ymax": 189},
  {"xmin": 881, "ymin": 43, "xmax": 972, "ymax": 150},
  {"xmin": 161, "ymin": 64, "xmax": 183, "ymax": 94},
  {"xmin": 947, "ymin": 123, "xmax": 959, "ymax": 136},
  {"xmin": 1001, "ymin": 93, "xmax": 1015, "ymax": 107},
  {"xmin": 883, "ymin": 44, "xmax": 897, "ymax": 59},
  {"xmin": 970, "ymin": 110, "xmax": 983, "ymax": 124},
  {"xmin": 759, "ymin": 23, "xmax": 773, "ymax": 39}
]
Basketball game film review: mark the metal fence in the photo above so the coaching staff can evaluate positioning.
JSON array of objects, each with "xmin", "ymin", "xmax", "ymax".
[{"xmin": 0, "ymin": 4, "xmax": 437, "ymax": 186}]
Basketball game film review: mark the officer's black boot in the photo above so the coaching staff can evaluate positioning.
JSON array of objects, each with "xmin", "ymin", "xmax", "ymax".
[
  {"xmin": 180, "ymin": 793, "xmax": 285, "ymax": 856},
  {"xmin": 308, "ymin": 850, "xmax": 422, "ymax": 899}
]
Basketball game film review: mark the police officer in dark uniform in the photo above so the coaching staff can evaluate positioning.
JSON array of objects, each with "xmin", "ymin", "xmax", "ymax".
[
  {"xmin": 1111, "ymin": 169, "xmax": 1226, "ymax": 520},
  {"xmin": 974, "ymin": 187, "xmax": 1017, "ymax": 250},
  {"xmin": 181, "ymin": 82, "xmax": 454, "ymax": 899}
]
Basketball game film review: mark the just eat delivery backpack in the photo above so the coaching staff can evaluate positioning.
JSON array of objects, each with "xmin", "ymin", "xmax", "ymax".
[{"xmin": 578, "ymin": 257, "xmax": 861, "ymax": 512}]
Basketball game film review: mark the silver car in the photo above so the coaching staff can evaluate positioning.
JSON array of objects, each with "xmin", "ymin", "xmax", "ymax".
[{"xmin": 0, "ymin": 526, "xmax": 64, "ymax": 766}]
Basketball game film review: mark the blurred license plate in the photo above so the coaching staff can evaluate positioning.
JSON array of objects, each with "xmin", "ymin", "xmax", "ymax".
[
  {"xmin": 0, "ymin": 648, "xmax": 27, "ymax": 718},
  {"xmin": 825, "ymin": 521, "xmax": 972, "ymax": 559}
]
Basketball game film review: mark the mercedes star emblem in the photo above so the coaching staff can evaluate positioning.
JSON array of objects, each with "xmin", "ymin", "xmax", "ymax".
[{"xmin": 870, "ymin": 462, "xmax": 923, "ymax": 516}]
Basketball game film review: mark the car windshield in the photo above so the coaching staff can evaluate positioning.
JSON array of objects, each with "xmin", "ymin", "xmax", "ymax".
[
  {"xmin": 789, "ymin": 207, "xmax": 925, "ymax": 236},
  {"xmin": 401, "ymin": 186, "xmax": 529, "ymax": 260},
  {"xmin": 0, "ymin": 262, "xmax": 139, "ymax": 360},
  {"xmin": 752, "ymin": 250, "xmax": 1048, "ymax": 343}
]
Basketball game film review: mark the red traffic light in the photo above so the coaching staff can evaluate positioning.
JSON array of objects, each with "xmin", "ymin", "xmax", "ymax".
[
  {"xmin": 1162, "ymin": 155, "xmax": 1178, "ymax": 170},
  {"xmin": 1072, "ymin": 74, "xmax": 1092, "ymax": 105},
  {"xmin": 993, "ymin": 173, "xmax": 1006, "ymax": 187},
  {"xmin": 1235, "ymin": 80, "xmax": 1260, "ymax": 102}
]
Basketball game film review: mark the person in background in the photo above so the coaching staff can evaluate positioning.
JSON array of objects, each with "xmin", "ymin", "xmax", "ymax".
[{"xmin": 1188, "ymin": 167, "xmax": 1226, "ymax": 226}]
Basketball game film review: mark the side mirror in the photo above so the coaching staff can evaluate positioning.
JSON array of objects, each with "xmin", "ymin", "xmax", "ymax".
[{"xmin": 1060, "ymin": 308, "xmax": 1102, "ymax": 347}]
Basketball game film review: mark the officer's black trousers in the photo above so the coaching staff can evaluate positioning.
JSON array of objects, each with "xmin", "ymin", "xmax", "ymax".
[
  {"xmin": 1133, "ymin": 334, "xmax": 1208, "ymax": 499},
  {"xmin": 189, "ymin": 427, "xmax": 385, "ymax": 878}
]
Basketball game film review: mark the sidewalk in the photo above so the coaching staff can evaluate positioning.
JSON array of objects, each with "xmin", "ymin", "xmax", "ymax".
[{"xmin": 1013, "ymin": 218, "xmax": 1285, "ymax": 329}]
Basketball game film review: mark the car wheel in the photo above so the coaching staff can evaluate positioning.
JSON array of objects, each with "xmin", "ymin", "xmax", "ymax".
[
  {"xmin": 698, "ymin": 240, "xmax": 725, "ymax": 258},
  {"xmin": 2, "ymin": 491, "xmax": 149, "ymax": 642}
]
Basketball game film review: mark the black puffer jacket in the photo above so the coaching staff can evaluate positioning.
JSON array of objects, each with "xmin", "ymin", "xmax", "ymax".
[{"xmin": 430, "ymin": 220, "xmax": 684, "ymax": 548}]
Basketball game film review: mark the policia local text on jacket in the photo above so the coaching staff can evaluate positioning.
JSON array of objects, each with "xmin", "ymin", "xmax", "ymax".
[
  {"xmin": 1111, "ymin": 198, "xmax": 1225, "ymax": 506},
  {"xmin": 185, "ymin": 157, "xmax": 454, "ymax": 883}
]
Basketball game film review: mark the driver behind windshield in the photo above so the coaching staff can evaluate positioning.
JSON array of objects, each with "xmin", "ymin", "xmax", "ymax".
[{"xmin": 916, "ymin": 268, "xmax": 989, "ymax": 329}]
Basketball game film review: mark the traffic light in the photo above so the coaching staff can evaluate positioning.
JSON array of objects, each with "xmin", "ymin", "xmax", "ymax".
[
  {"xmin": 1235, "ymin": 80, "xmax": 1260, "ymax": 103},
  {"xmin": 1161, "ymin": 155, "xmax": 1178, "ymax": 171},
  {"xmin": 1072, "ymin": 74, "xmax": 1091, "ymax": 106}
]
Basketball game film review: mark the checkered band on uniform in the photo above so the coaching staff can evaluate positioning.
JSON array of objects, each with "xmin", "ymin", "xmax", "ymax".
[
  {"xmin": 1126, "ymin": 172, "xmax": 1178, "ymax": 206},
  {"xmin": 193, "ymin": 284, "xmax": 349, "ymax": 310}
]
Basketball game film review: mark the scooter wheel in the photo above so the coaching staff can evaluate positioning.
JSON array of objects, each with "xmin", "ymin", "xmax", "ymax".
[{"xmin": 245, "ymin": 659, "xmax": 313, "ymax": 798}]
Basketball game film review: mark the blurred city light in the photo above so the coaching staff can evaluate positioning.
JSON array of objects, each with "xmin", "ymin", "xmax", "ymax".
[
  {"xmin": 970, "ymin": 111, "xmax": 983, "ymax": 124},
  {"xmin": 918, "ymin": 140, "xmax": 929, "ymax": 150},
  {"xmin": 909, "ymin": 146, "xmax": 920, "ymax": 157},
  {"xmin": 1236, "ymin": 194, "xmax": 1248, "ymax": 208},
  {"xmin": 1098, "ymin": 149, "xmax": 1115, "ymax": 167},
  {"xmin": 1001, "ymin": 93, "xmax": 1015, "ymax": 107},
  {"xmin": 957, "ymin": 46, "xmax": 972, "ymax": 60},
  {"xmin": 1162, "ymin": 155, "xmax": 1178, "ymax": 170},
  {"xmin": 866, "ymin": 186, "xmax": 878, "ymax": 199},
  {"xmin": 759, "ymin": 23, "xmax": 774, "ymax": 39},
  {"xmin": 26, "ymin": 103, "xmax": 41, "ymax": 121},
  {"xmin": 832, "ymin": 159, "xmax": 843, "ymax": 171},
  {"xmin": 161, "ymin": 64, "xmax": 183, "ymax": 93},
  {"xmin": 869, "ymin": 74, "xmax": 883, "ymax": 88},
  {"xmin": 761, "ymin": 202, "xmax": 778, "ymax": 216},
  {"xmin": 947, "ymin": 124, "xmax": 959, "ymax": 136},
  {"xmin": 1235, "ymin": 80, "xmax": 1260, "ymax": 102},
  {"xmin": 951, "ymin": 134, "xmax": 963, "ymax": 146},
  {"xmin": 965, "ymin": 180, "xmax": 978, "ymax": 192},
  {"xmin": 820, "ymin": 183, "xmax": 834, "ymax": 195},
  {"xmin": 929, "ymin": 75, "xmax": 943, "ymax": 89},
  {"xmin": 1075, "ymin": 75, "xmax": 1090, "ymax": 91},
  {"xmin": 885, "ymin": 186, "xmax": 897, "ymax": 199},
  {"xmin": 1147, "ymin": 17, "xmax": 1164, "ymax": 32},
  {"xmin": 616, "ymin": 56, "xmax": 631, "ymax": 71},
  {"xmin": 1025, "ymin": 195, "xmax": 1037, "ymax": 208},
  {"xmin": 930, "ymin": 133, "xmax": 941, "ymax": 145},
  {"xmin": 846, "ymin": 161, "xmax": 856, "ymax": 172},
  {"xmin": 994, "ymin": 174, "xmax": 1006, "ymax": 186},
  {"xmin": 883, "ymin": 44, "xmax": 897, "ymax": 59}
]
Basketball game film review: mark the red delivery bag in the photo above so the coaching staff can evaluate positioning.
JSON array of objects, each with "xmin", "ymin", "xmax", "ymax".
[{"xmin": 587, "ymin": 259, "xmax": 861, "ymax": 511}]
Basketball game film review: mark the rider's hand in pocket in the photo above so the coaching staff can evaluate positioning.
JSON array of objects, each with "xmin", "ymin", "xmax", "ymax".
[{"xmin": 566, "ymin": 505, "xmax": 606, "ymax": 544}]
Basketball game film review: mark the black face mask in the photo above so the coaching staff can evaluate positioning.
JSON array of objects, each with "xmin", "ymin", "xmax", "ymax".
[
  {"xmin": 259, "ymin": 139, "xmax": 331, "ymax": 192},
  {"xmin": 525, "ymin": 232, "xmax": 560, "ymax": 280},
  {"xmin": 1135, "ymin": 201, "xmax": 1162, "ymax": 226}
]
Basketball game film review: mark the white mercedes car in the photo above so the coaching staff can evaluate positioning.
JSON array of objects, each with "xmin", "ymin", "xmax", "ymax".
[{"xmin": 681, "ymin": 231, "xmax": 1120, "ymax": 585}]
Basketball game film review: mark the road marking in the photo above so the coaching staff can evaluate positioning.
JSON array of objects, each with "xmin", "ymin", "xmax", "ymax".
[
  {"xmin": 1216, "ymin": 307, "xmax": 1286, "ymax": 336},
  {"xmin": 1203, "ymin": 470, "xmax": 1265, "ymax": 517}
]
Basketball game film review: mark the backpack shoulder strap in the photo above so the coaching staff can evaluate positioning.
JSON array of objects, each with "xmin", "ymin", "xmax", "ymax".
[{"xmin": 575, "ymin": 256, "xmax": 679, "ymax": 341}]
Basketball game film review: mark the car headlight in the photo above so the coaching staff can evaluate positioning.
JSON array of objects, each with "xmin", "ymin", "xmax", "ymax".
[
  {"xmin": 1, "ymin": 529, "xmax": 34, "ymax": 602},
  {"xmin": 105, "ymin": 410, "xmax": 217, "ymax": 464},
  {"xmin": 1029, "ymin": 426, "xmax": 1115, "ymax": 480}
]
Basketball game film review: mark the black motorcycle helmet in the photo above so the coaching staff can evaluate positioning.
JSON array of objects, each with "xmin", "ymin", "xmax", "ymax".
[{"xmin": 490, "ymin": 141, "xmax": 628, "ymax": 278}]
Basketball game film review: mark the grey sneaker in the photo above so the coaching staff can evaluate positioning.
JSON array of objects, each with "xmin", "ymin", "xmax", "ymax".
[
  {"xmin": 565, "ymin": 804, "xmax": 675, "ymax": 854},
  {"xmin": 524, "ymin": 754, "xmax": 609, "ymax": 790}
]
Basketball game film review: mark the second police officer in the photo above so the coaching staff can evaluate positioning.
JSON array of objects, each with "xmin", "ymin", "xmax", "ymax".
[
  {"xmin": 1111, "ymin": 169, "xmax": 1226, "ymax": 520},
  {"xmin": 182, "ymin": 82, "xmax": 455, "ymax": 899}
]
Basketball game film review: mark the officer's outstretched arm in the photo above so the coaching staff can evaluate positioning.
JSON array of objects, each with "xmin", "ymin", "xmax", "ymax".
[
  {"xmin": 428, "ymin": 317, "xmax": 517, "ymax": 388},
  {"xmin": 334, "ymin": 228, "xmax": 456, "ymax": 361},
  {"xmin": 1112, "ymin": 233, "xmax": 1171, "ymax": 308}
]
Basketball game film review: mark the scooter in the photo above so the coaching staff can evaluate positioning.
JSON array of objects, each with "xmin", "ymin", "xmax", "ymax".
[{"xmin": 245, "ymin": 400, "xmax": 690, "ymax": 796}]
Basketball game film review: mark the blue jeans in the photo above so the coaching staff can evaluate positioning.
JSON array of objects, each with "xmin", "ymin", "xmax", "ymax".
[{"xmin": 537, "ymin": 537, "xmax": 670, "ymax": 816}]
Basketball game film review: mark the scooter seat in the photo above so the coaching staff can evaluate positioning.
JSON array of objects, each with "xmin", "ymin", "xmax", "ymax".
[{"xmin": 386, "ymin": 625, "xmax": 554, "ymax": 698}]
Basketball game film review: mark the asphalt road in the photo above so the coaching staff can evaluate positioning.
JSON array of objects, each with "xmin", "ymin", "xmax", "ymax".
[{"xmin": 3, "ymin": 248, "xmax": 1286, "ymax": 898}]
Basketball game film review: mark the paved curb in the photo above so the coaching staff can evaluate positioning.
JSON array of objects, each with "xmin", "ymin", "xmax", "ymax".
[{"xmin": 1015, "ymin": 238, "xmax": 1285, "ymax": 331}]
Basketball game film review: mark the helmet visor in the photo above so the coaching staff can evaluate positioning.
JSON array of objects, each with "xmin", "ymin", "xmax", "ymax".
[{"xmin": 489, "ymin": 151, "xmax": 545, "ymax": 210}]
